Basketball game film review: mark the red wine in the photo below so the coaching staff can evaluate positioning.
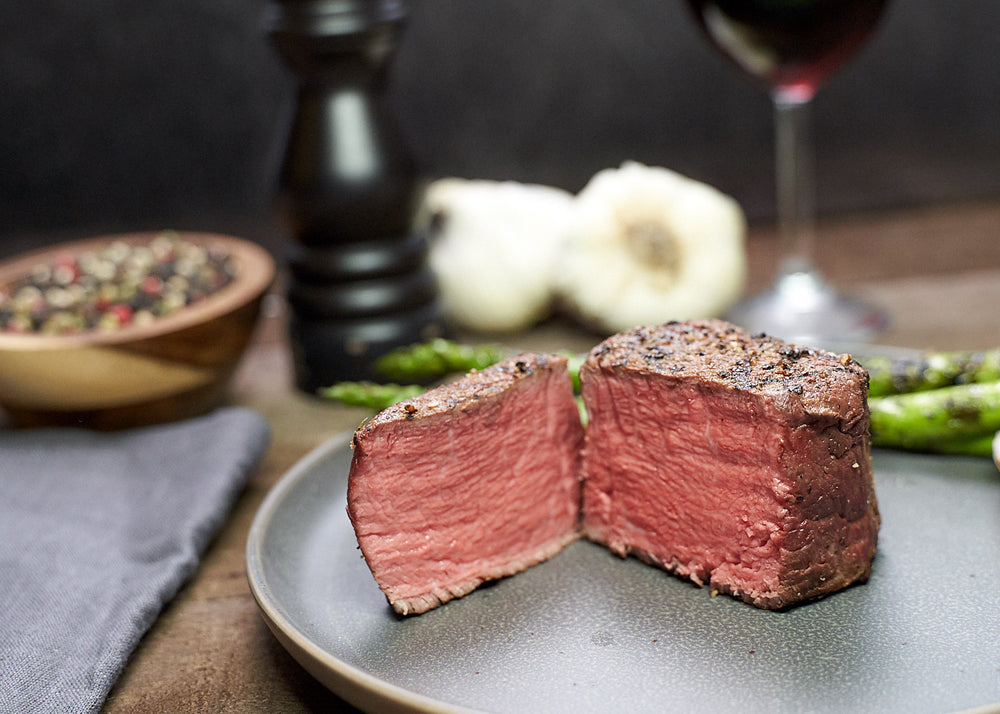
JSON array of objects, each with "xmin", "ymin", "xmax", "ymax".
[{"xmin": 686, "ymin": 0, "xmax": 887, "ymax": 100}]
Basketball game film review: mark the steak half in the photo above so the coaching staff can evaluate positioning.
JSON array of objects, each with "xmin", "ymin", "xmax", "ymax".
[
  {"xmin": 580, "ymin": 320, "xmax": 880, "ymax": 609},
  {"xmin": 348, "ymin": 353, "xmax": 584, "ymax": 615}
]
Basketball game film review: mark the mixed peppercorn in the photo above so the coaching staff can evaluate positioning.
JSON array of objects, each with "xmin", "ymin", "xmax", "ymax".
[{"xmin": 0, "ymin": 232, "xmax": 237, "ymax": 334}]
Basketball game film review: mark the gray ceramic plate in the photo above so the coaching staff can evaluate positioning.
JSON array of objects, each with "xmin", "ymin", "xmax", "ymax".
[{"xmin": 246, "ymin": 433, "xmax": 1000, "ymax": 714}]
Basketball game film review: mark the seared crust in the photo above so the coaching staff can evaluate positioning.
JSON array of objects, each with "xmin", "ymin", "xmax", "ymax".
[
  {"xmin": 584, "ymin": 319, "xmax": 869, "ymax": 428},
  {"xmin": 354, "ymin": 353, "xmax": 567, "ymax": 441}
]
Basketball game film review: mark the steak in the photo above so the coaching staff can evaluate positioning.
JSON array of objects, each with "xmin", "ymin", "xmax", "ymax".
[
  {"xmin": 348, "ymin": 353, "xmax": 584, "ymax": 615},
  {"xmin": 580, "ymin": 319, "xmax": 880, "ymax": 609}
]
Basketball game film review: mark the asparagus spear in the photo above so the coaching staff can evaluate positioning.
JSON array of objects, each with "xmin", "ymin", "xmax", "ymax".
[
  {"xmin": 558, "ymin": 350, "xmax": 585, "ymax": 392},
  {"xmin": 928, "ymin": 434, "xmax": 995, "ymax": 458},
  {"xmin": 374, "ymin": 338, "xmax": 506, "ymax": 383},
  {"xmin": 318, "ymin": 382, "xmax": 426, "ymax": 411},
  {"xmin": 865, "ymin": 348, "xmax": 1000, "ymax": 397},
  {"xmin": 869, "ymin": 381, "xmax": 1000, "ymax": 455}
]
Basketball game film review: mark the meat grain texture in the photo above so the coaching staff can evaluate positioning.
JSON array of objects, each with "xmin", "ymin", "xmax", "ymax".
[
  {"xmin": 581, "ymin": 319, "xmax": 880, "ymax": 609},
  {"xmin": 348, "ymin": 353, "xmax": 584, "ymax": 615}
]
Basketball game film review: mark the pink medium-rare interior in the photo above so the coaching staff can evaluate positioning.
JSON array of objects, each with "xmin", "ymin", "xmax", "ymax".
[
  {"xmin": 582, "ymin": 371, "xmax": 802, "ymax": 597},
  {"xmin": 349, "ymin": 370, "xmax": 583, "ymax": 609}
]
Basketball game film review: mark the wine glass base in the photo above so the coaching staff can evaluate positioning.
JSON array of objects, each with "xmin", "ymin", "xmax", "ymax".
[{"xmin": 725, "ymin": 271, "xmax": 888, "ymax": 348}]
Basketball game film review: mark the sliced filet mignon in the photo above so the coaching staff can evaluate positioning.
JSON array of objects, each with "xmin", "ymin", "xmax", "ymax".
[
  {"xmin": 348, "ymin": 353, "xmax": 584, "ymax": 615},
  {"xmin": 580, "ymin": 319, "xmax": 880, "ymax": 609}
]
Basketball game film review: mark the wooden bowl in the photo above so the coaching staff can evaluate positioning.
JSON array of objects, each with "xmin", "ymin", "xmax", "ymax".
[{"xmin": 0, "ymin": 231, "xmax": 276, "ymax": 429}]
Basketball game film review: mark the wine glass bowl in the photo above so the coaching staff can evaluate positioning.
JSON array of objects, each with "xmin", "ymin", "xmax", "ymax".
[
  {"xmin": 685, "ymin": 0, "xmax": 890, "ymax": 345},
  {"xmin": 688, "ymin": 0, "xmax": 888, "ymax": 100}
]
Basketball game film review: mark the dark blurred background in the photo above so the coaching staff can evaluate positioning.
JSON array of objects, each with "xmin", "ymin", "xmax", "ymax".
[{"xmin": 2, "ymin": 0, "xmax": 999, "ymax": 257}]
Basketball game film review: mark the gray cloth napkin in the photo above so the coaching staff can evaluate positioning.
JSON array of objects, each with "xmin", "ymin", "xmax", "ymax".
[{"xmin": 0, "ymin": 407, "xmax": 270, "ymax": 714}]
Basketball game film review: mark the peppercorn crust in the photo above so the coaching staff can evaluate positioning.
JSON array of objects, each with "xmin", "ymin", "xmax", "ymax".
[
  {"xmin": 584, "ymin": 319, "xmax": 869, "ymax": 428},
  {"xmin": 354, "ymin": 352, "xmax": 568, "ymax": 441}
]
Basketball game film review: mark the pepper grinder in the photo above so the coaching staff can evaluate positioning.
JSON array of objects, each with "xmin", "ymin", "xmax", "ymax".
[{"xmin": 267, "ymin": 0, "xmax": 447, "ymax": 392}]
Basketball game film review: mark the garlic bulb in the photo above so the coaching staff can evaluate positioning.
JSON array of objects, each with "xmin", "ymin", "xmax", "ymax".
[
  {"xmin": 555, "ymin": 161, "xmax": 747, "ymax": 334},
  {"xmin": 420, "ymin": 178, "xmax": 574, "ymax": 332}
]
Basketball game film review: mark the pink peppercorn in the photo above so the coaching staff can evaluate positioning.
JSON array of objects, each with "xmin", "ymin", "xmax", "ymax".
[
  {"xmin": 106, "ymin": 303, "xmax": 134, "ymax": 326},
  {"xmin": 141, "ymin": 276, "xmax": 163, "ymax": 296}
]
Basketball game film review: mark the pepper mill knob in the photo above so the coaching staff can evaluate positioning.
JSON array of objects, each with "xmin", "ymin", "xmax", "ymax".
[{"xmin": 267, "ymin": 0, "xmax": 448, "ymax": 391}]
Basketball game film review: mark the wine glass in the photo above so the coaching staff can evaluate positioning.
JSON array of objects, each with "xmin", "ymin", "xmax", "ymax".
[{"xmin": 685, "ymin": 0, "xmax": 889, "ymax": 345}]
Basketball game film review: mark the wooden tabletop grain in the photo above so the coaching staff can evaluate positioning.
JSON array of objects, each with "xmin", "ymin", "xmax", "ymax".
[{"xmin": 100, "ymin": 199, "xmax": 1000, "ymax": 713}]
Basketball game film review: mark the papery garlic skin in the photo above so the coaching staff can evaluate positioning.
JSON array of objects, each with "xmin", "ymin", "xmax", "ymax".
[
  {"xmin": 421, "ymin": 178, "xmax": 574, "ymax": 333},
  {"xmin": 556, "ymin": 162, "xmax": 747, "ymax": 334}
]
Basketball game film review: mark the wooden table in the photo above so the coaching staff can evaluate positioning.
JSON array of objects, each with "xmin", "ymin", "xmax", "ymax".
[{"xmin": 100, "ymin": 199, "xmax": 1000, "ymax": 713}]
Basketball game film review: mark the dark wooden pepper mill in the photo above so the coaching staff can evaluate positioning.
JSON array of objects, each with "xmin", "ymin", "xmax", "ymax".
[{"xmin": 267, "ymin": 0, "xmax": 447, "ymax": 392}]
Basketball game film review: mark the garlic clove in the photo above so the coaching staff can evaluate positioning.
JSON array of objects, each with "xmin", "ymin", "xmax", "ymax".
[
  {"xmin": 419, "ymin": 178, "xmax": 575, "ymax": 333},
  {"xmin": 556, "ymin": 162, "xmax": 747, "ymax": 334}
]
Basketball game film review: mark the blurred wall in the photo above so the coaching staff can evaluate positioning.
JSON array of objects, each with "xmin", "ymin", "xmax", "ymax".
[{"xmin": 2, "ymin": 0, "xmax": 999, "ymax": 245}]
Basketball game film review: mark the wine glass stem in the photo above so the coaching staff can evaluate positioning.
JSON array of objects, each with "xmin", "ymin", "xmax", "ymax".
[{"xmin": 773, "ymin": 91, "xmax": 818, "ymax": 282}]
